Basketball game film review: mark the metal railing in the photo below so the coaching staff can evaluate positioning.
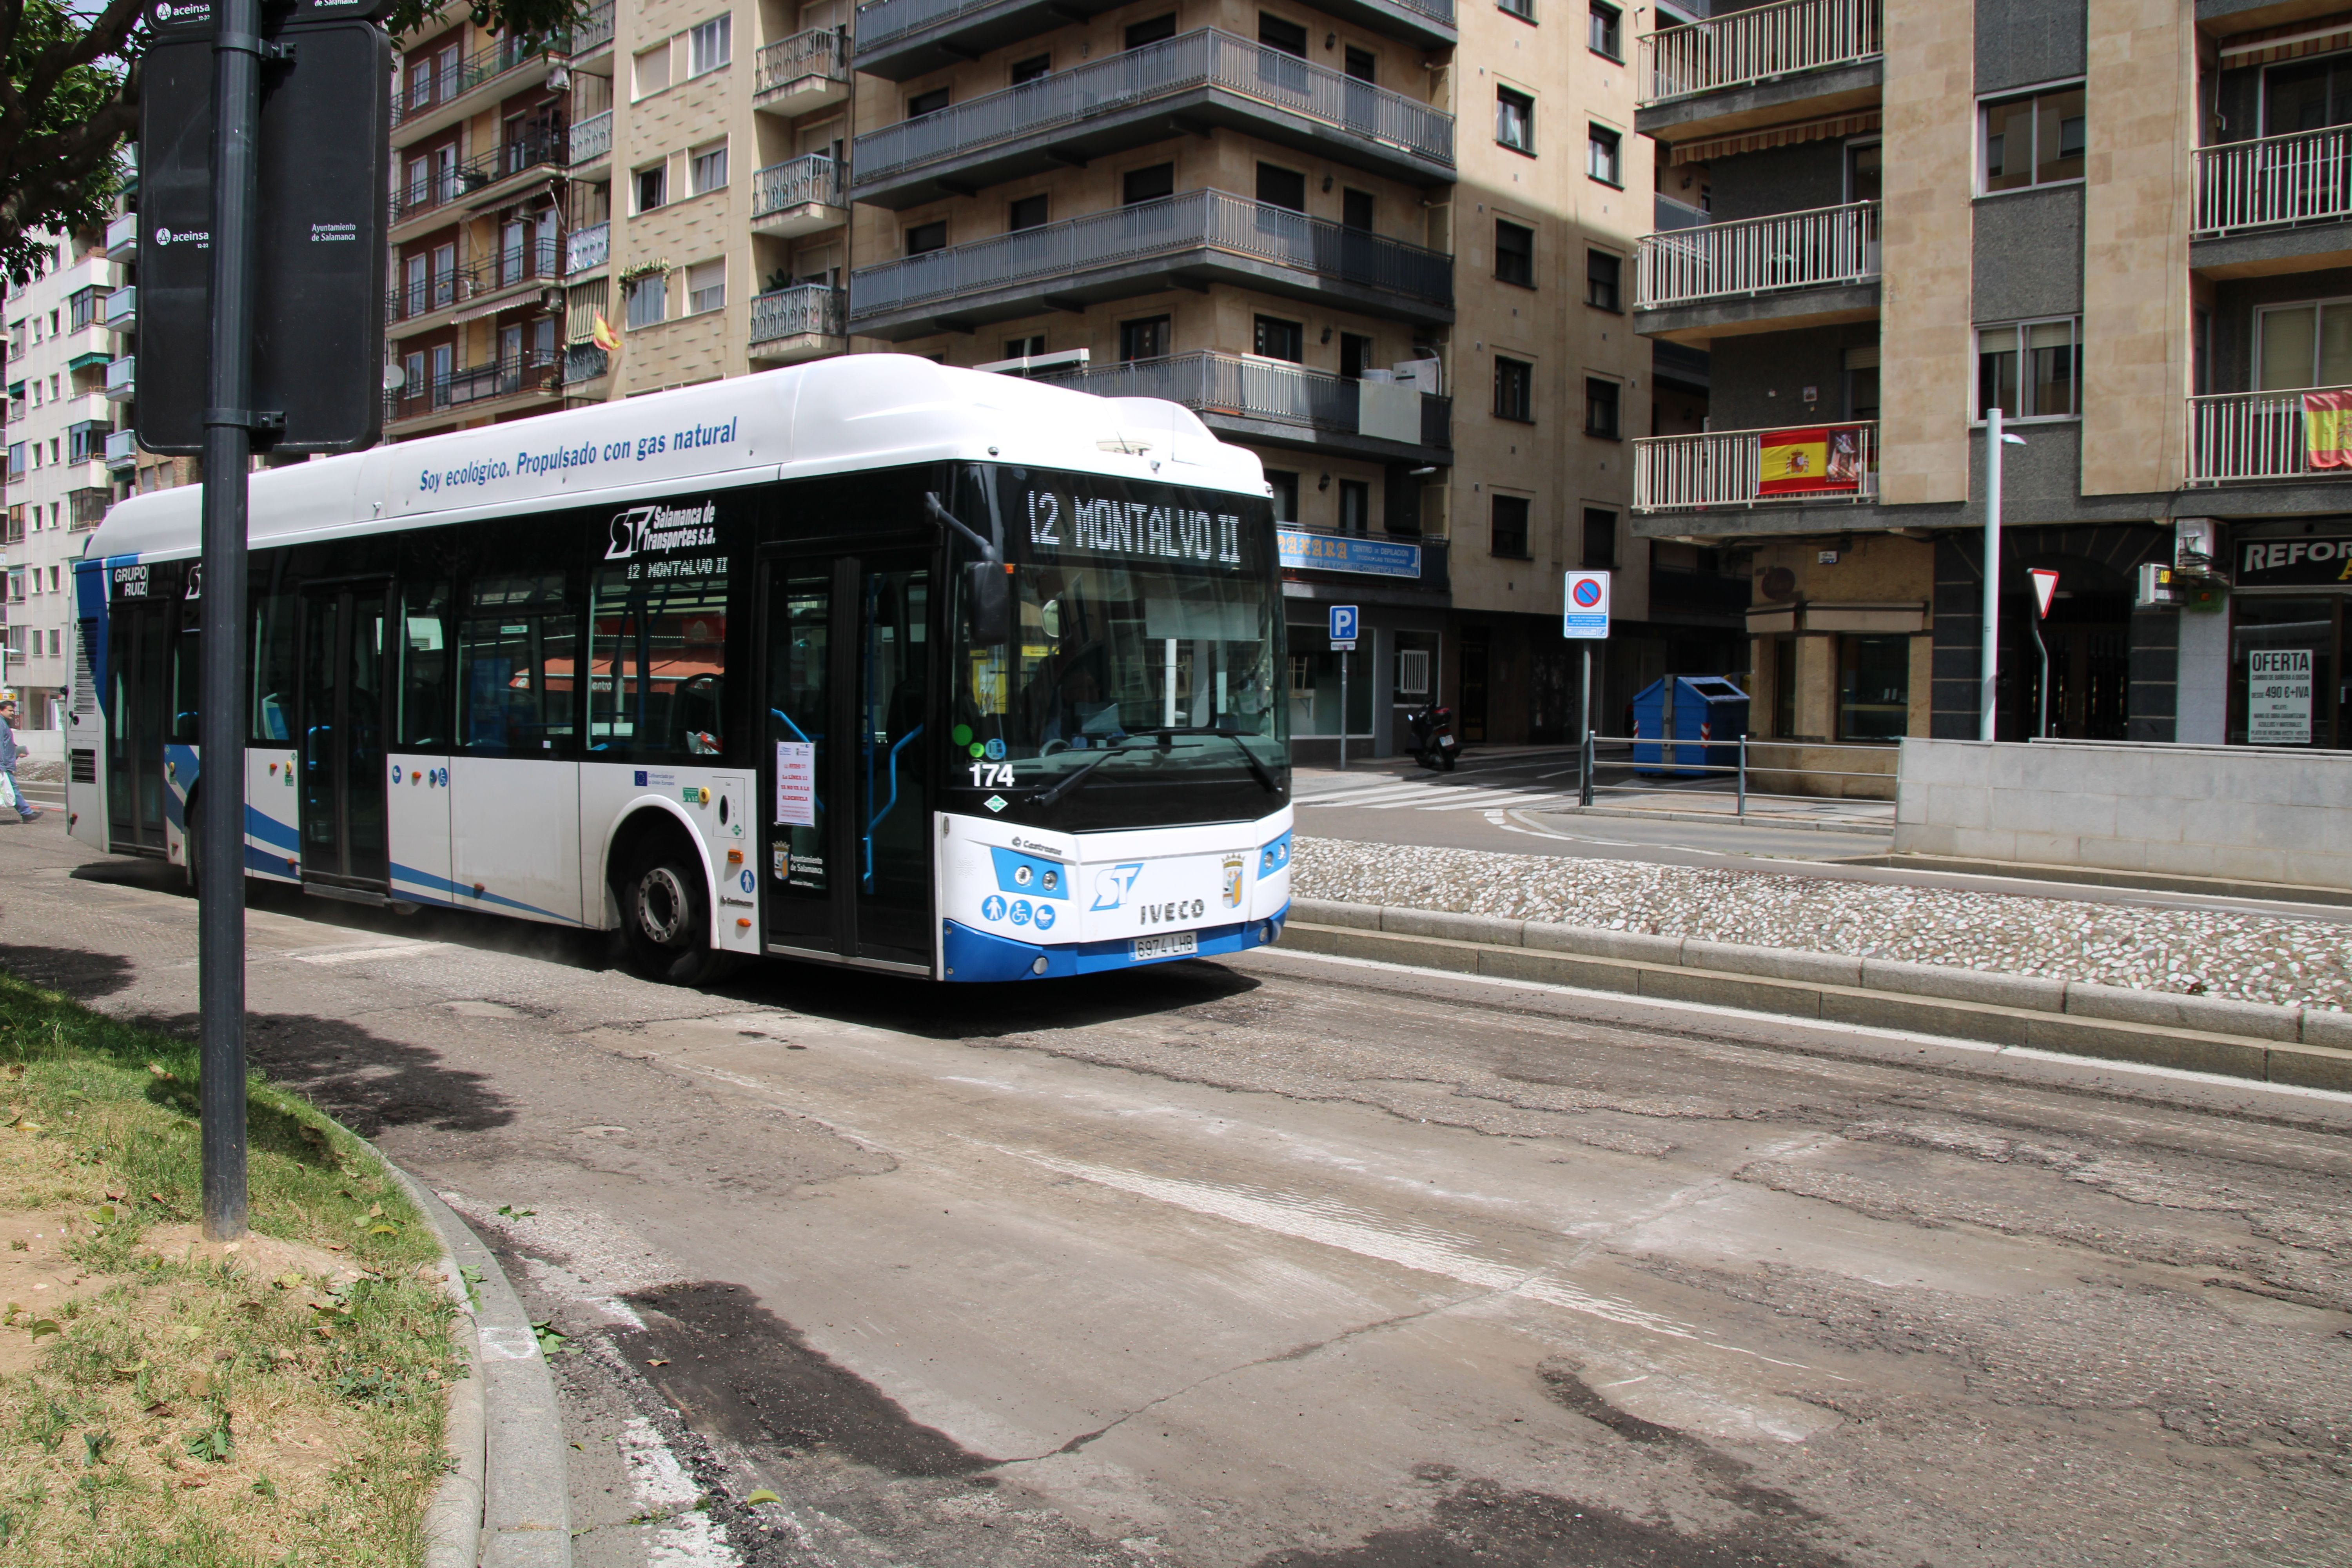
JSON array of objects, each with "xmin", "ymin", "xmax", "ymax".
[
  {"xmin": 2185, "ymin": 384, "xmax": 2352, "ymax": 485},
  {"xmin": 750, "ymin": 283, "xmax": 848, "ymax": 345},
  {"xmin": 394, "ymin": 136, "xmax": 567, "ymax": 223},
  {"xmin": 851, "ymin": 29, "xmax": 1454, "ymax": 186},
  {"xmin": 2194, "ymin": 127, "xmax": 2352, "ymax": 236},
  {"xmin": 849, "ymin": 190, "xmax": 1452, "ymax": 321},
  {"xmin": 1035, "ymin": 350, "xmax": 1451, "ymax": 450},
  {"xmin": 567, "ymin": 222, "xmax": 609, "ymax": 276},
  {"xmin": 570, "ymin": 109, "xmax": 612, "ymax": 166},
  {"xmin": 564, "ymin": 343, "xmax": 610, "ymax": 382},
  {"xmin": 1633, "ymin": 422, "xmax": 1879, "ymax": 512},
  {"xmin": 393, "ymin": 31, "xmax": 564, "ymax": 126},
  {"xmin": 103, "ymin": 429, "xmax": 137, "ymax": 467},
  {"xmin": 104, "ymin": 358, "xmax": 134, "ymax": 401},
  {"xmin": 104, "ymin": 212, "xmax": 136, "ymax": 260},
  {"xmin": 752, "ymin": 154, "xmax": 846, "ymax": 218},
  {"xmin": 1638, "ymin": 0, "xmax": 1881, "ymax": 107},
  {"xmin": 387, "ymin": 240, "xmax": 562, "ymax": 322},
  {"xmin": 101, "ymin": 287, "xmax": 135, "ymax": 329},
  {"xmin": 855, "ymin": 0, "xmax": 1454, "ymax": 51},
  {"xmin": 570, "ymin": 1, "xmax": 613, "ymax": 55},
  {"xmin": 385, "ymin": 348, "xmax": 562, "ymax": 423},
  {"xmin": 756, "ymin": 28, "xmax": 847, "ymax": 96},
  {"xmin": 1567, "ymin": 731, "xmax": 1899, "ymax": 815},
  {"xmin": 1635, "ymin": 200, "xmax": 1878, "ymax": 309}
]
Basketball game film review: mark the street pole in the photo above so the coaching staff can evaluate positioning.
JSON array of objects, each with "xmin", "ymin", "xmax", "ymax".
[
  {"xmin": 1337, "ymin": 648, "xmax": 1347, "ymax": 770},
  {"xmin": 2031, "ymin": 611, "xmax": 2050, "ymax": 739},
  {"xmin": 1578, "ymin": 644, "xmax": 1591, "ymax": 798},
  {"xmin": 199, "ymin": 0, "xmax": 263, "ymax": 1242},
  {"xmin": 1980, "ymin": 406, "xmax": 2004, "ymax": 742}
]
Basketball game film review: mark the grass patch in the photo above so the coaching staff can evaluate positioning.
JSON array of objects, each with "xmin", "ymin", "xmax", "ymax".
[{"xmin": 0, "ymin": 969, "xmax": 460, "ymax": 1566}]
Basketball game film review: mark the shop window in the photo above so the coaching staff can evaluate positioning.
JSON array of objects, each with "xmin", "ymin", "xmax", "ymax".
[
  {"xmin": 2229, "ymin": 598, "xmax": 2337, "ymax": 748},
  {"xmin": 1395, "ymin": 648, "xmax": 1430, "ymax": 696},
  {"xmin": 1981, "ymin": 84, "xmax": 2085, "ymax": 193},
  {"xmin": 1837, "ymin": 635, "xmax": 1909, "ymax": 740}
]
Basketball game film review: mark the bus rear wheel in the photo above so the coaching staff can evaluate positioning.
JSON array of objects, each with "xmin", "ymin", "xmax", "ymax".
[{"xmin": 619, "ymin": 848, "xmax": 733, "ymax": 986}]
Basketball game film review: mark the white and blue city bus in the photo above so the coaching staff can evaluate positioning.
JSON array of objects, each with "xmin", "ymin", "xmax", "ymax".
[{"xmin": 65, "ymin": 356, "xmax": 1294, "ymax": 984}]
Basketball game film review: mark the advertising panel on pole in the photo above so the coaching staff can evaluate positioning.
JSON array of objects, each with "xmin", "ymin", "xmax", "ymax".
[{"xmin": 1563, "ymin": 571, "xmax": 1611, "ymax": 639}]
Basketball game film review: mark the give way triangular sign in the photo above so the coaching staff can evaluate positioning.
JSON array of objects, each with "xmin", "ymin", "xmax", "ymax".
[{"xmin": 2028, "ymin": 568, "xmax": 2060, "ymax": 619}]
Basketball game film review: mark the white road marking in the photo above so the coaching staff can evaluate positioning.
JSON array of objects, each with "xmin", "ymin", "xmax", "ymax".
[
  {"xmin": 285, "ymin": 942, "xmax": 446, "ymax": 964},
  {"xmin": 617, "ymin": 1417, "xmax": 742, "ymax": 1567}
]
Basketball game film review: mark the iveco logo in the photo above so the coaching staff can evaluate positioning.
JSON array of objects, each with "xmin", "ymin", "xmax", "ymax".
[{"xmin": 1137, "ymin": 900, "xmax": 1206, "ymax": 926}]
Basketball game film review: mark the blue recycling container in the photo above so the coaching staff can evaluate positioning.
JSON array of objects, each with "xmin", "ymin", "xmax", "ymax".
[{"xmin": 1632, "ymin": 676, "xmax": 1751, "ymax": 777}]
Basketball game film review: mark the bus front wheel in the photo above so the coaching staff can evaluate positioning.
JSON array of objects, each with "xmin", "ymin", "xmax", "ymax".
[{"xmin": 619, "ymin": 849, "xmax": 733, "ymax": 986}]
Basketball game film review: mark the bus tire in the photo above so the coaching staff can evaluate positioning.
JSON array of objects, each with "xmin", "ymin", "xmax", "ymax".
[{"xmin": 618, "ymin": 846, "xmax": 735, "ymax": 986}]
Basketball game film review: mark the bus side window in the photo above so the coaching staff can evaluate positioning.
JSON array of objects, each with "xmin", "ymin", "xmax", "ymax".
[
  {"xmin": 457, "ymin": 573, "xmax": 577, "ymax": 753},
  {"xmin": 250, "ymin": 588, "xmax": 298, "ymax": 744},
  {"xmin": 395, "ymin": 583, "xmax": 451, "ymax": 750},
  {"xmin": 587, "ymin": 563, "xmax": 728, "ymax": 757}
]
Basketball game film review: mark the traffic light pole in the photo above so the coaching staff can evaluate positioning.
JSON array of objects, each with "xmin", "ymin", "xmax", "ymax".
[{"xmin": 199, "ymin": 0, "xmax": 263, "ymax": 1242}]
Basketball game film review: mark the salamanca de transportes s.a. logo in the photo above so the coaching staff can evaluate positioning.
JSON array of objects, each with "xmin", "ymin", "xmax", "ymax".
[{"xmin": 606, "ymin": 500, "xmax": 717, "ymax": 560}]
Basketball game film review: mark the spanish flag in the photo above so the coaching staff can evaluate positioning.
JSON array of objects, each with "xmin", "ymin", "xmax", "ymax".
[
  {"xmin": 2305, "ymin": 390, "xmax": 2352, "ymax": 469},
  {"xmin": 591, "ymin": 311, "xmax": 621, "ymax": 353},
  {"xmin": 1758, "ymin": 424, "xmax": 1865, "ymax": 495}
]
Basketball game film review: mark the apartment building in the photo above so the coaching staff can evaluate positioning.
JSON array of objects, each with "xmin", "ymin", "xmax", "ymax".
[{"xmin": 1629, "ymin": 0, "xmax": 2352, "ymax": 754}]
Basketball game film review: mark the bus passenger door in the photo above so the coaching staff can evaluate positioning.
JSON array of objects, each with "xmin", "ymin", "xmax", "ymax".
[
  {"xmin": 105, "ymin": 601, "xmax": 172, "ymax": 854},
  {"xmin": 760, "ymin": 552, "xmax": 933, "ymax": 969},
  {"xmin": 297, "ymin": 581, "xmax": 393, "ymax": 893}
]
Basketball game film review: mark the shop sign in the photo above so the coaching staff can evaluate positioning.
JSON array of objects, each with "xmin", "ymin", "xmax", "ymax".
[
  {"xmin": 2248, "ymin": 648, "xmax": 2314, "ymax": 745},
  {"xmin": 2237, "ymin": 535, "xmax": 2352, "ymax": 586},
  {"xmin": 1277, "ymin": 528, "xmax": 1421, "ymax": 579}
]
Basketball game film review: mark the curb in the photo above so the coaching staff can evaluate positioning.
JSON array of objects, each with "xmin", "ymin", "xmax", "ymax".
[
  {"xmin": 385, "ymin": 1165, "xmax": 574, "ymax": 1568},
  {"xmin": 1525, "ymin": 804, "xmax": 1894, "ymax": 837},
  {"xmin": 1281, "ymin": 898, "xmax": 2352, "ymax": 1091},
  {"xmin": 1838, "ymin": 852, "xmax": 2352, "ymax": 909}
]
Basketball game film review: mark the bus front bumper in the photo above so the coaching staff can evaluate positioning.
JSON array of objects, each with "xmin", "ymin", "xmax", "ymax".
[{"xmin": 941, "ymin": 906, "xmax": 1289, "ymax": 982}]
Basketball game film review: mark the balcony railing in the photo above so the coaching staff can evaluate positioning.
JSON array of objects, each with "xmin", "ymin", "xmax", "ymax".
[
  {"xmin": 388, "ymin": 240, "xmax": 562, "ymax": 323},
  {"xmin": 104, "ymin": 357, "xmax": 134, "ymax": 401},
  {"xmin": 394, "ymin": 136, "xmax": 567, "ymax": 223},
  {"xmin": 105, "ymin": 212, "xmax": 137, "ymax": 261},
  {"xmin": 1633, "ymin": 423, "xmax": 1879, "ymax": 512},
  {"xmin": 386, "ymin": 348, "xmax": 562, "ymax": 423},
  {"xmin": 856, "ymin": 0, "xmax": 1454, "ymax": 52},
  {"xmin": 1639, "ymin": 0, "xmax": 1882, "ymax": 108},
  {"xmin": 2185, "ymin": 385, "xmax": 2352, "ymax": 484},
  {"xmin": 393, "ymin": 31, "xmax": 565, "ymax": 127},
  {"xmin": 1636, "ymin": 200, "xmax": 1879, "ymax": 309},
  {"xmin": 753, "ymin": 154, "xmax": 846, "ymax": 218},
  {"xmin": 2194, "ymin": 127, "xmax": 2352, "ymax": 237},
  {"xmin": 852, "ymin": 29, "xmax": 1454, "ymax": 187},
  {"xmin": 568, "ymin": 222, "xmax": 609, "ymax": 276},
  {"xmin": 750, "ymin": 283, "xmax": 848, "ymax": 344},
  {"xmin": 1036, "ymin": 351, "xmax": 1451, "ymax": 451},
  {"xmin": 564, "ymin": 343, "xmax": 610, "ymax": 382},
  {"xmin": 850, "ymin": 190, "xmax": 1452, "ymax": 323},
  {"xmin": 104, "ymin": 429, "xmax": 137, "ymax": 468},
  {"xmin": 570, "ymin": 1, "xmax": 613, "ymax": 55},
  {"xmin": 102, "ymin": 287, "xmax": 135, "ymax": 329},
  {"xmin": 757, "ymin": 28, "xmax": 848, "ymax": 96},
  {"xmin": 570, "ymin": 110, "xmax": 612, "ymax": 166}
]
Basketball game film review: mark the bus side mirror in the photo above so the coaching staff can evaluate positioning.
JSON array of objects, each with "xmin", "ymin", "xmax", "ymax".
[{"xmin": 964, "ymin": 561, "xmax": 1011, "ymax": 646}]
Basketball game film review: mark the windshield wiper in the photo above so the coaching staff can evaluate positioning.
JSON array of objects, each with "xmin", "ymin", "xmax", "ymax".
[
  {"xmin": 1034, "ymin": 742, "xmax": 1125, "ymax": 808},
  {"xmin": 1133, "ymin": 728, "xmax": 1281, "ymax": 793}
]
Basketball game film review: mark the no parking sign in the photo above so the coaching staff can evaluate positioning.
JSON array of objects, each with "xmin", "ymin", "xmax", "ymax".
[{"xmin": 1563, "ymin": 572, "xmax": 1611, "ymax": 639}]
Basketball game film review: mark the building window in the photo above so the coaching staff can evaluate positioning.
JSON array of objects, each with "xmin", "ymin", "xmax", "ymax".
[
  {"xmin": 907, "ymin": 87, "xmax": 950, "ymax": 121},
  {"xmin": 1495, "ymin": 220, "xmax": 1534, "ymax": 287},
  {"xmin": 1500, "ymin": 0, "xmax": 1533, "ymax": 20},
  {"xmin": 905, "ymin": 220, "xmax": 948, "ymax": 255},
  {"xmin": 1338, "ymin": 479, "xmax": 1370, "ymax": 535},
  {"xmin": 1585, "ymin": 377, "xmax": 1621, "ymax": 437},
  {"xmin": 1010, "ymin": 53, "xmax": 1051, "ymax": 84},
  {"xmin": 1254, "ymin": 315, "xmax": 1304, "ymax": 362},
  {"xmin": 635, "ymin": 162, "xmax": 667, "ymax": 213},
  {"xmin": 1845, "ymin": 345, "xmax": 1881, "ymax": 419},
  {"xmin": 1581, "ymin": 508, "xmax": 1616, "ymax": 569},
  {"xmin": 624, "ymin": 272, "xmax": 667, "ymax": 329},
  {"xmin": 689, "ymin": 15, "xmax": 731, "ymax": 75},
  {"xmin": 1771, "ymin": 635, "xmax": 1798, "ymax": 737},
  {"xmin": 1976, "ymin": 317, "xmax": 2080, "ymax": 420},
  {"xmin": 1982, "ymin": 85, "xmax": 2085, "ymax": 193},
  {"xmin": 1005, "ymin": 334, "xmax": 1046, "ymax": 358},
  {"xmin": 1343, "ymin": 189, "xmax": 1374, "ymax": 230},
  {"xmin": 1120, "ymin": 315, "xmax": 1170, "ymax": 360},
  {"xmin": 1267, "ymin": 469, "xmax": 1299, "ymax": 522},
  {"xmin": 1494, "ymin": 355, "xmax": 1533, "ymax": 422},
  {"xmin": 1259, "ymin": 13, "xmax": 1308, "ymax": 55},
  {"xmin": 1256, "ymin": 162, "xmax": 1307, "ymax": 211},
  {"xmin": 1344, "ymin": 46, "xmax": 1375, "ymax": 82},
  {"xmin": 1490, "ymin": 495, "xmax": 1531, "ymax": 559},
  {"xmin": 1497, "ymin": 88, "xmax": 1535, "ymax": 154},
  {"xmin": 1126, "ymin": 13, "xmax": 1176, "ymax": 48},
  {"xmin": 1123, "ymin": 163, "xmax": 1174, "ymax": 205},
  {"xmin": 687, "ymin": 260, "xmax": 725, "ymax": 315},
  {"xmin": 1587, "ymin": 123, "xmax": 1621, "ymax": 184},
  {"xmin": 1838, "ymin": 635, "xmax": 1910, "ymax": 740},
  {"xmin": 689, "ymin": 139, "xmax": 728, "ymax": 195},
  {"xmin": 1586, "ymin": 249, "xmax": 1621, "ymax": 310},
  {"xmin": 1340, "ymin": 332, "xmax": 1373, "ymax": 379},
  {"xmin": 2256, "ymin": 298, "xmax": 2352, "ymax": 391},
  {"xmin": 1588, "ymin": 1, "xmax": 1620, "ymax": 58},
  {"xmin": 1008, "ymin": 193, "xmax": 1049, "ymax": 230},
  {"xmin": 633, "ymin": 42, "xmax": 670, "ymax": 98}
]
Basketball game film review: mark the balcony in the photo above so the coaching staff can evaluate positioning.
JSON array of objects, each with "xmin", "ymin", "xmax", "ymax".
[
  {"xmin": 850, "ymin": 190, "xmax": 1454, "ymax": 340},
  {"xmin": 748, "ymin": 283, "xmax": 848, "ymax": 365},
  {"xmin": 1633, "ymin": 423, "xmax": 1879, "ymax": 514},
  {"xmin": 392, "ymin": 136, "xmax": 567, "ymax": 234},
  {"xmin": 1036, "ymin": 350, "xmax": 1451, "ymax": 466},
  {"xmin": 1635, "ymin": 0, "xmax": 1882, "ymax": 143},
  {"xmin": 751, "ymin": 155, "xmax": 848, "ymax": 239},
  {"xmin": 851, "ymin": 29, "xmax": 1455, "ymax": 211},
  {"xmin": 391, "ymin": 31, "xmax": 566, "ymax": 145},
  {"xmin": 564, "ymin": 343, "xmax": 610, "ymax": 384},
  {"xmin": 2185, "ymin": 385, "xmax": 2352, "ymax": 486},
  {"xmin": 1634, "ymin": 200, "xmax": 1880, "ymax": 342},
  {"xmin": 570, "ymin": 110, "xmax": 612, "ymax": 170},
  {"xmin": 2192, "ymin": 127, "xmax": 2352, "ymax": 278},
  {"xmin": 105, "ymin": 212, "xmax": 136, "ymax": 262},
  {"xmin": 853, "ymin": 0, "xmax": 1453, "ymax": 83},
  {"xmin": 104, "ymin": 357, "xmax": 134, "ymax": 402},
  {"xmin": 755, "ymin": 29, "xmax": 849, "ymax": 117},
  {"xmin": 101, "ymin": 287, "xmax": 135, "ymax": 330},
  {"xmin": 388, "ymin": 240, "xmax": 562, "ymax": 331},
  {"xmin": 570, "ymin": 1, "xmax": 613, "ymax": 60},
  {"xmin": 69, "ymin": 486, "xmax": 109, "ymax": 530},
  {"xmin": 104, "ymin": 429, "xmax": 137, "ymax": 470},
  {"xmin": 568, "ymin": 222, "xmax": 609, "ymax": 278},
  {"xmin": 385, "ymin": 348, "xmax": 563, "ymax": 432}
]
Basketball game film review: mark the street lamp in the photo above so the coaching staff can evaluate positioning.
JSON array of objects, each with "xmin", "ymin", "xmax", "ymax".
[{"xmin": 1980, "ymin": 409, "xmax": 2029, "ymax": 742}]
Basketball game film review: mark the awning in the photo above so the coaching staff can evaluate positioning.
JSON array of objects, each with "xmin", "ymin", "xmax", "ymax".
[
  {"xmin": 2219, "ymin": 20, "xmax": 2352, "ymax": 67},
  {"xmin": 1673, "ymin": 111, "xmax": 1880, "ymax": 166}
]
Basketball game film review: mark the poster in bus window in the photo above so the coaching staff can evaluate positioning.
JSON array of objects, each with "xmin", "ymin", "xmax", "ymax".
[
  {"xmin": 774, "ymin": 740, "xmax": 816, "ymax": 826},
  {"xmin": 2247, "ymin": 648, "xmax": 2313, "ymax": 745}
]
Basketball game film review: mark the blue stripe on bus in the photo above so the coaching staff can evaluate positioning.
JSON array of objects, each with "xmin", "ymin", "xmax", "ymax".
[
  {"xmin": 245, "ymin": 805, "xmax": 299, "ymax": 852},
  {"xmin": 387, "ymin": 861, "xmax": 576, "ymax": 925},
  {"xmin": 940, "ymin": 906, "xmax": 1287, "ymax": 983}
]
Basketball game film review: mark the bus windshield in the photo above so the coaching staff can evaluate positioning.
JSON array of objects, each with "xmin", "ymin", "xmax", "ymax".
[{"xmin": 950, "ymin": 465, "xmax": 1288, "ymax": 831}]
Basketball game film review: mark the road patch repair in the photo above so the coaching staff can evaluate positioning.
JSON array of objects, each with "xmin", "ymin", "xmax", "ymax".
[{"xmin": 0, "ymin": 966, "xmax": 553, "ymax": 1565}]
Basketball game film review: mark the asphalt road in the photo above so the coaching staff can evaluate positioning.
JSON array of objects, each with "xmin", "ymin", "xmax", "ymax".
[{"xmin": 5, "ymin": 817, "xmax": 2351, "ymax": 1568}]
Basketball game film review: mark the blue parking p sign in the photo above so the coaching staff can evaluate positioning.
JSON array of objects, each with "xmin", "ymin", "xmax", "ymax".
[{"xmin": 1329, "ymin": 604, "xmax": 1359, "ymax": 647}]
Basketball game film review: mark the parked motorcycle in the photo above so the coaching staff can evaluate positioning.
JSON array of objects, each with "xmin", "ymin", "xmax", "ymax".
[{"xmin": 1405, "ymin": 702, "xmax": 1461, "ymax": 771}]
